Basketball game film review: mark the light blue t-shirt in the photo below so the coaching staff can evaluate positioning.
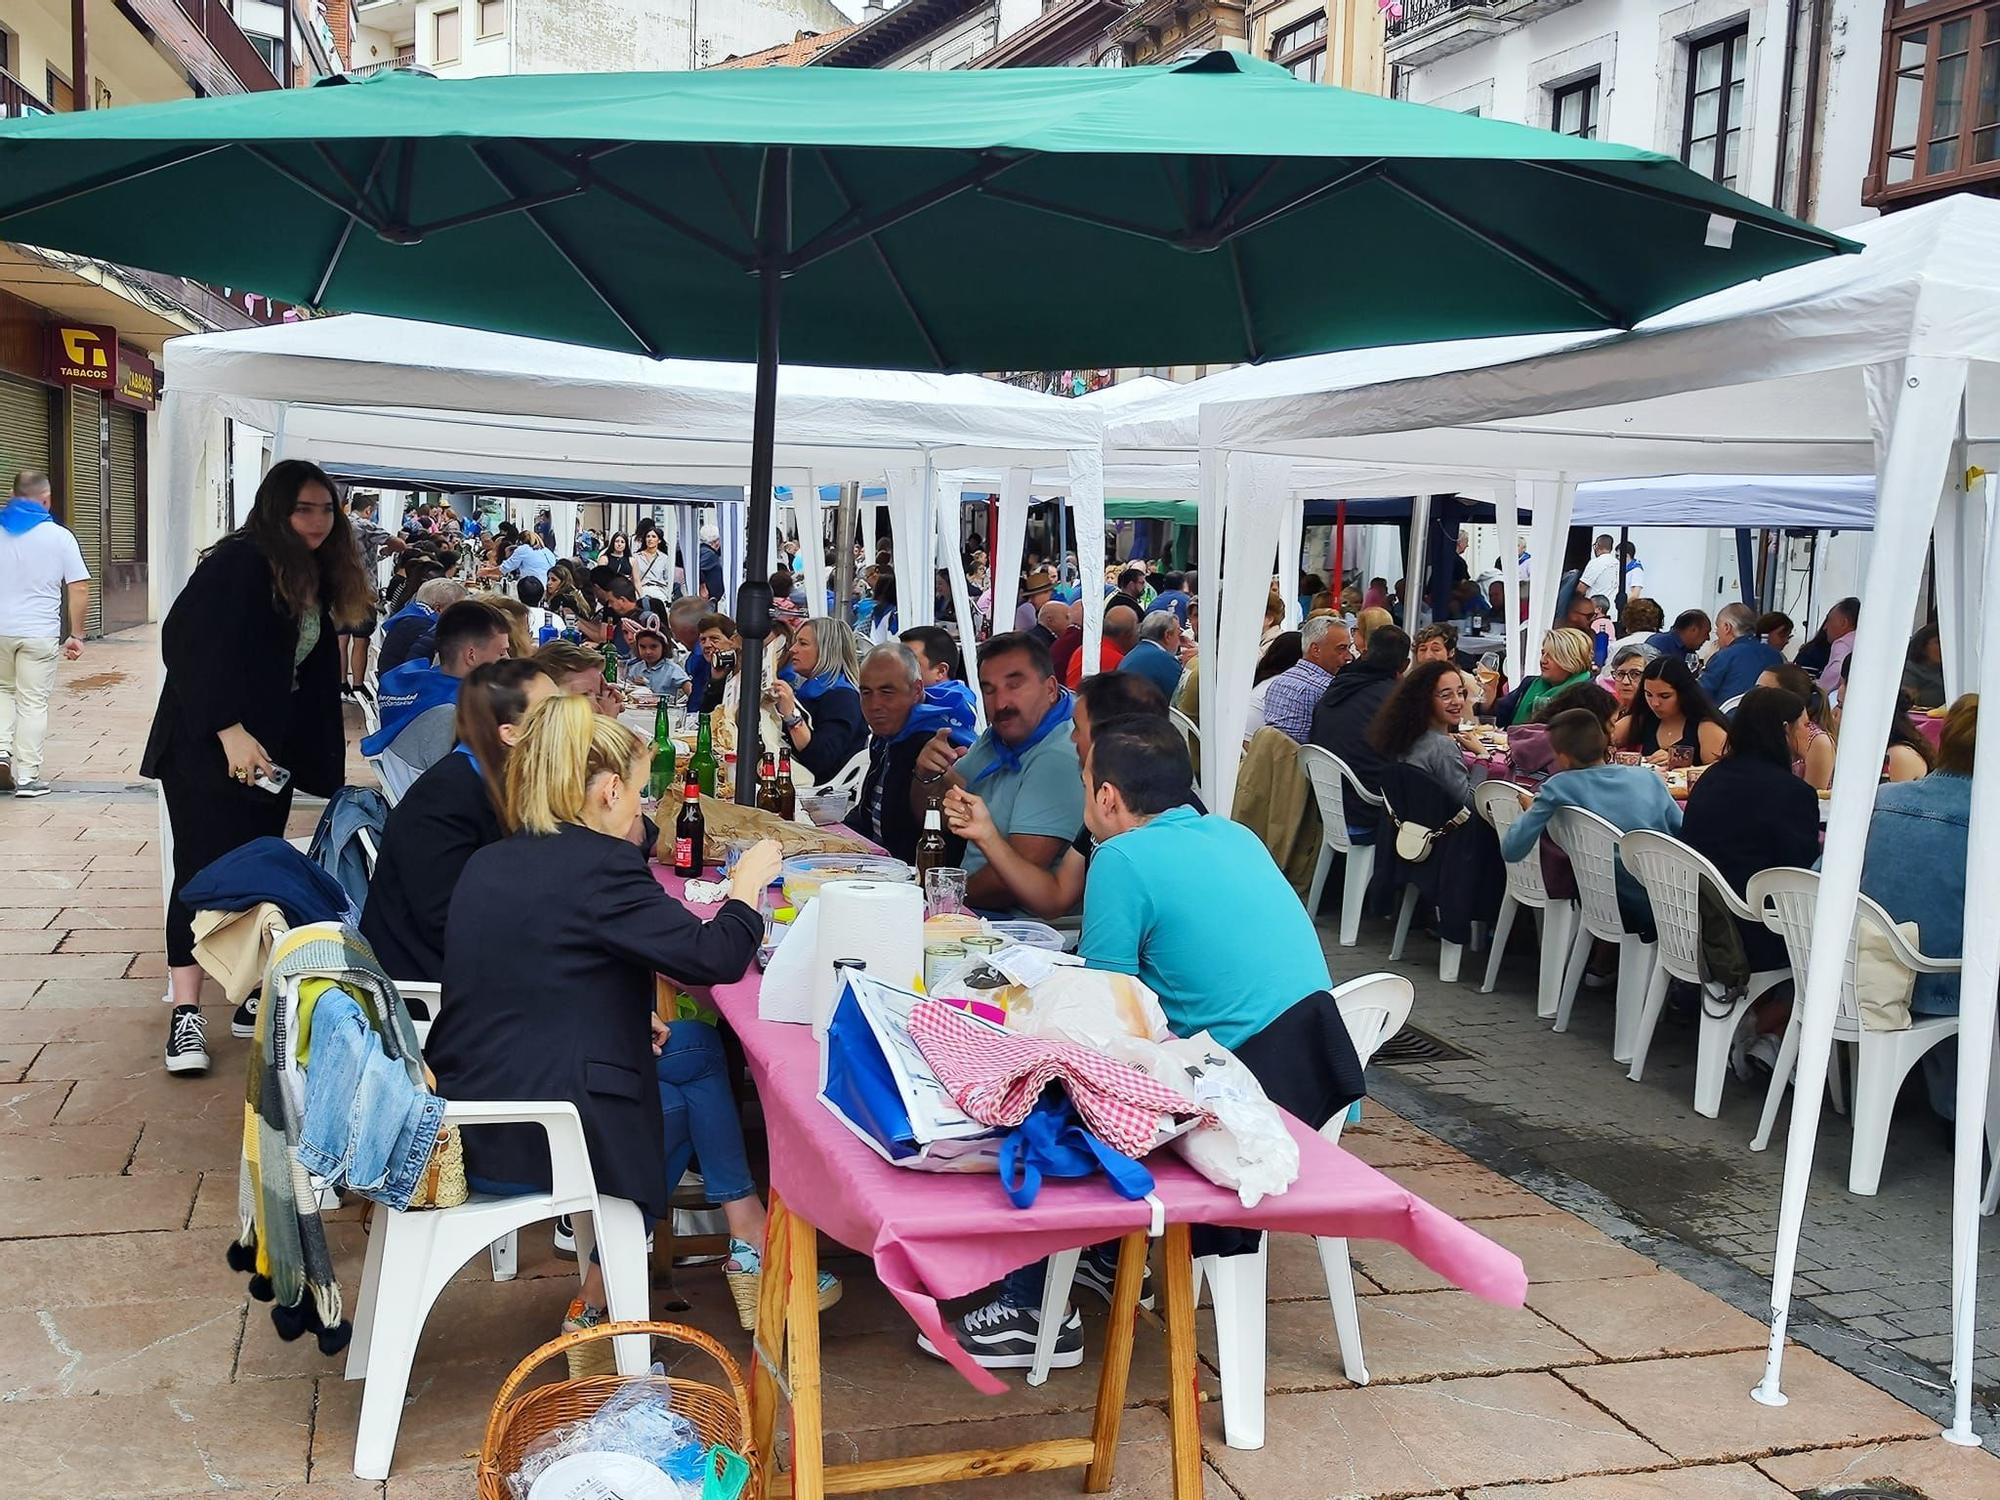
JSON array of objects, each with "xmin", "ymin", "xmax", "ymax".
[
  {"xmin": 1080, "ymin": 807, "xmax": 1331, "ymax": 1050},
  {"xmin": 502, "ymin": 543, "xmax": 556, "ymax": 585},
  {"xmin": 954, "ymin": 718, "xmax": 1084, "ymax": 891}
]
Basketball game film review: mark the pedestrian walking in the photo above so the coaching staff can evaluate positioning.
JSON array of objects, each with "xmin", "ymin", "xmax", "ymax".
[
  {"xmin": 0, "ymin": 469, "xmax": 90, "ymax": 798},
  {"xmin": 142, "ymin": 459, "xmax": 374, "ymax": 1076}
]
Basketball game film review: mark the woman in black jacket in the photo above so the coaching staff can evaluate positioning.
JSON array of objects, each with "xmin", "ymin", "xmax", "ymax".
[
  {"xmin": 1680, "ymin": 686, "xmax": 1821, "ymax": 973},
  {"xmin": 144, "ymin": 459, "xmax": 375, "ymax": 1077},
  {"xmin": 359, "ymin": 660, "xmax": 555, "ymax": 993},
  {"xmin": 428, "ymin": 694, "xmax": 837, "ymax": 1338},
  {"xmin": 770, "ymin": 617, "xmax": 867, "ymax": 783}
]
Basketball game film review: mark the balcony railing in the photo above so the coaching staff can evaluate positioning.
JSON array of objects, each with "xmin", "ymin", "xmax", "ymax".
[
  {"xmin": 1, "ymin": 65, "xmax": 52, "ymax": 119},
  {"xmin": 1386, "ymin": 0, "xmax": 1495, "ymax": 38},
  {"xmin": 163, "ymin": 0, "xmax": 284, "ymax": 90}
]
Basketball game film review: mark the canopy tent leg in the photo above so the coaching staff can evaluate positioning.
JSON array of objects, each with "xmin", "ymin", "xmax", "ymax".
[
  {"xmin": 934, "ymin": 477, "xmax": 985, "ymax": 729},
  {"xmin": 1212, "ymin": 455, "xmax": 1293, "ymax": 818},
  {"xmin": 1196, "ymin": 448, "xmax": 1224, "ymax": 812},
  {"xmin": 1755, "ymin": 356, "xmax": 1968, "ymax": 1408},
  {"xmin": 992, "ymin": 468, "xmax": 1032, "ymax": 637},
  {"xmin": 1944, "ymin": 458, "xmax": 1993, "ymax": 1449},
  {"xmin": 1937, "ymin": 453, "xmax": 1984, "ymax": 702},
  {"xmin": 1070, "ymin": 449, "xmax": 1106, "ymax": 680},
  {"xmin": 1401, "ymin": 494, "xmax": 1429, "ymax": 636},
  {"xmin": 731, "ymin": 148, "xmax": 789, "ymax": 805},
  {"xmin": 1499, "ymin": 484, "xmax": 1524, "ymax": 684},
  {"xmin": 1331, "ymin": 499, "xmax": 1346, "ymax": 604},
  {"xmin": 1278, "ymin": 495, "xmax": 1304, "ymax": 631}
]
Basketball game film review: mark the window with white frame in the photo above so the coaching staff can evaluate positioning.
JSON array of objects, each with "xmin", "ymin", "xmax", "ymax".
[
  {"xmin": 1552, "ymin": 73, "xmax": 1600, "ymax": 138},
  {"xmin": 1272, "ymin": 13, "xmax": 1329, "ymax": 82},
  {"xmin": 1682, "ymin": 23, "xmax": 1748, "ymax": 187}
]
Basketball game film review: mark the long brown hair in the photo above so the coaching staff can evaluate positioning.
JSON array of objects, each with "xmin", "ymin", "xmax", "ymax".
[
  {"xmin": 455, "ymin": 660, "xmax": 553, "ymax": 817},
  {"xmin": 214, "ymin": 459, "xmax": 376, "ymax": 629}
]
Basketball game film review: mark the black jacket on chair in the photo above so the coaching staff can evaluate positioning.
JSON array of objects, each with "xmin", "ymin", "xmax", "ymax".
[
  {"xmin": 360, "ymin": 752, "xmax": 501, "ymax": 985},
  {"xmin": 1679, "ymin": 754, "xmax": 1820, "ymax": 972},
  {"xmin": 140, "ymin": 536, "xmax": 345, "ymax": 796},
  {"xmin": 1307, "ymin": 662, "xmax": 1399, "ymax": 796},
  {"xmin": 428, "ymin": 823, "xmax": 761, "ymax": 1218}
]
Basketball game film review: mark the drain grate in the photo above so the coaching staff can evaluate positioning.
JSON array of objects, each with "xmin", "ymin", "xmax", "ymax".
[
  {"xmin": 1372, "ymin": 1024, "xmax": 1474, "ymax": 1065},
  {"xmin": 1823, "ymin": 1490, "xmax": 1924, "ymax": 1500}
]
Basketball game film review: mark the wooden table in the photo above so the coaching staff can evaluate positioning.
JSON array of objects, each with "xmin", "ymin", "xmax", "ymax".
[{"xmin": 749, "ymin": 1205, "xmax": 1203, "ymax": 1500}]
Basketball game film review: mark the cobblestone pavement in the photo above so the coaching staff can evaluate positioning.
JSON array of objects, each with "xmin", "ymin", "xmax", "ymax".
[
  {"xmin": 3, "ymin": 627, "xmax": 1999, "ymax": 1498},
  {"xmin": 1328, "ymin": 896, "xmax": 2000, "ymax": 1413}
]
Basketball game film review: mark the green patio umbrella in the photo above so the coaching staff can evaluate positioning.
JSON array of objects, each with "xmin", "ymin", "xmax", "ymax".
[{"xmin": 0, "ymin": 51, "xmax": 1854, "ymax": 796}]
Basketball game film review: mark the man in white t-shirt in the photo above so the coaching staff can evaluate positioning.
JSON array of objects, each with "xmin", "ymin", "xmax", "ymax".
[
  {"xmin": 1578, "ymin": 533, "xmax": 1620, "ymax": 604},
  {"xmin": 0, "ymin": 470, "xmax": 90, "ymax": 797}
]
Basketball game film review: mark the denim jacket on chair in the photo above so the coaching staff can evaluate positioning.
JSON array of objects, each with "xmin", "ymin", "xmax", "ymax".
[
  {"xmin": 1859, "ymin": 771, "xmax": 1970, "ymax": 1017},
  {"xmin": 298, "ymin": 985, "xmax": 445, "ymax": 1210}
]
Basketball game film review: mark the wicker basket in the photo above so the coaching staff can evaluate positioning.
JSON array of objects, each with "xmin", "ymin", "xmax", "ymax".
[{"xmin": 477, "ymin": 1320, "xmax": 758, "ymax": 1500}]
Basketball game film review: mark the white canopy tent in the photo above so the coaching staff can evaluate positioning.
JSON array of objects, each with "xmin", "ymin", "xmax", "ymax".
[
  {"xmin": 154, "ymin": 315, "xmax": 1108, "ymax": 659},
  {"xmin": 1191, "ymin": 193, "xmax": 2000, "ymax": 1444}
]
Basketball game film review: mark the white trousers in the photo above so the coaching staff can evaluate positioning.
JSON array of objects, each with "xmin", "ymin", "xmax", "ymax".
[{"xmin": 0, "ymin": 635, "xmax": 59, "ymax": 780}]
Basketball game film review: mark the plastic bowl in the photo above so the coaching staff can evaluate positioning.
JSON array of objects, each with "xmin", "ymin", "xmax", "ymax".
[{"xmin": 780, "ymin": 853, "xmax": 912, "ymax": 906}]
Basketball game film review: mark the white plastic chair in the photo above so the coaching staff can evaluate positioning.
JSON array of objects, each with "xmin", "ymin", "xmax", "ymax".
[
  {"xmin": 1473, "ymin": 781, "xmax": 1575, "ymax": 1019},
  {"xmin": 1027, "ymin": 975, "xmax": 1415, "ymax": 1452},
  {"xmin": 816, "ymin": 744, "xmax": 870, "ymax": 800},
  {"xmin": 1167, "ymin": 705, "xmax": 1199, "ymax": 754},
  {"xmin": 1298, "ymin": 746, "xmax": 1386, "ymax": 946},
  {"xmin": 1546, "ymin": 806, "xmax": 1659, "ymax": 1065},
  {"xmin": 1619, "ymin": 831, "xmax": 1790, "ymax": 1117},
  {"xmin": 1745, "ymin": 868, "xmax": 1978, "ymax": 1195}
]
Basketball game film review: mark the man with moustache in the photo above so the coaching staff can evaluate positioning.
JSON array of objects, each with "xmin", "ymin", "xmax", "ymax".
[{"xmin": 912, "ymin": 631, "xmax": 1082, "ymax": 918}]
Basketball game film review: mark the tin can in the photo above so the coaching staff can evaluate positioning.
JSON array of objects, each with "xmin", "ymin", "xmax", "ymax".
[
  {"xmin": 923, "ymin": 942, "xmax": 966, "ymax": 993},
  {"xmin": 961, "ymin": 935, "xmax": 1004, "ymax": 956}
]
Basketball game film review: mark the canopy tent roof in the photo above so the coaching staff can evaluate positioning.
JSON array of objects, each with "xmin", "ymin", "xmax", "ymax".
[
  {"xmin": 1572, "ymin": 474, "xmax": 1874, "ymax": 530},
  {"xmin": 167, "ymin": 314, "xmax": 1105, "ymax": 479},
  {"xmin": 1199, "ymin": 195, "xmax": 2000, "ymax": 479},
  {"xmin": 325, "ymin": 463, "xmax": 743, "ymax": 505}
]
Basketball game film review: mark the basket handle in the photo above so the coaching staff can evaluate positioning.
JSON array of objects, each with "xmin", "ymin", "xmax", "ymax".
[{"xmin": 480, "ymin": 1319, "xmax": 755, "ymax": 1461}]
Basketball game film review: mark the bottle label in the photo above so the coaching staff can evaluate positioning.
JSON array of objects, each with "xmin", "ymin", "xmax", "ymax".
[{"xmin": 674, "ymin": 837, "xmax": 694, "ymax": 869}]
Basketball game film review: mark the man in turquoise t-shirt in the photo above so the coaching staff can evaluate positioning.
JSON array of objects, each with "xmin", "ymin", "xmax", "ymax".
[
  {"xmin": 912, "ymin": 631, "xmax": 1083, "ymax": 916},
  {"xmin": 1078, "ymin": 717, "xmax": 1331, "ymax": 1050}
]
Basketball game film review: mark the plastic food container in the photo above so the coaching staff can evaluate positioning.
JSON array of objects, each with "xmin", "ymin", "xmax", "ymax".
[
  {"xmin": 780, "ymin": 853, "xmax": 912, "ymax": 907},
  {"xmin": 988, "ymin": 919, "xmax": 1066, "ymax": 952}
]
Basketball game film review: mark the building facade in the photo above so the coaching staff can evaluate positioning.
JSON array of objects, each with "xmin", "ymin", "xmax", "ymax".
[
  {"xmin": 0, "ymin": 0, "xmax": 318, "ymax": 633},
  {"xmin": 348, "ymin": 0, "xmax": 850, "ymax": 78}
]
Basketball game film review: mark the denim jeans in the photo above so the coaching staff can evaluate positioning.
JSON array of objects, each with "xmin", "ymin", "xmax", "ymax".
[{"xmin": 657, "ymin": 1019, "xmax": 755, "ymax": 1207}]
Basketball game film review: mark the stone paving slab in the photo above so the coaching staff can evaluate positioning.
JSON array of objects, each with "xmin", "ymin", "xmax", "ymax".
[
  {"xmin": 1525, "ymin": 1273, "xmax": 1772, "ymax": 1360},
  {"xmin": 1464, "ymin": 1462, "xmax": 1796, "ymax": 1498},
  {"xmin": 1757, "ymin": 1434, "xmax": 2000, "ymax": 1498}
]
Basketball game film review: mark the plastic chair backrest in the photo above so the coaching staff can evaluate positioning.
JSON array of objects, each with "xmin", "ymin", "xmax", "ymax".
[
  {"xmin": 1327, "ymin": 973, "xmax": 1414, "ymax": 1146},
  {"xmin": 1167, "ymin": 706, "xmax": 1199, "ymax": 753},
  {"xmin": 820, "ymin": 746, "xmax": 870, "ymax": 798},
  {"xmin": 1745, "ymin": 868, "xmax": 1864, "ymax": 1030},
  {"xmin": 1620, "ymin": 830, "xmax": 1742, "ymax": 984},
  {"xmin": 1474, "ymin": 781, "xmax": 1549, "ymax": 906},
  {"xmin": 1299, "ymin": 745, "xmax": 1383, "ymax": 857},
  {"xmin": 1549, "ymin": 805, "xmax": 1635, "ymax": 941}
]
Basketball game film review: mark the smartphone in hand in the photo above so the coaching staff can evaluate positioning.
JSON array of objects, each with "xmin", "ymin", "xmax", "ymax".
[{"xmin": 253, "ymin": 765, "xmax": 292, "ymax": 796}]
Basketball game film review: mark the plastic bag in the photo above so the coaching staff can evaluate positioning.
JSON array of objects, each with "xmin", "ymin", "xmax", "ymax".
[
  {"xmin": 509, "ymin": 1371, "xmax": 705, "ymax": 1500},
  {"xmin": 999, "ymin": 963, "xmax": 1171, "ymax": 1048},
  {"xmin": 1157, "ymin": 1031, "xmax": 1299, "ymax": 1209}
]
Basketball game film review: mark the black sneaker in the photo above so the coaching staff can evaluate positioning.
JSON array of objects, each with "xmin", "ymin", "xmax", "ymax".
[
  {"xmin": 1073, "ymin": 1246, "xmax": 1156, "ymax": 1312},
  {"xmin": 917, "ymin": 1299, "xmax": 1083, "ymax": 1371},
  {"xmin": 165, "ymin": 1005, "xmax": 210, "ymax": 1075},
  {"xmin": 553, "ymin": 1214, "xmax": 578, "ymax": 1261},
  {"xmin": 231, "ymin": 993, "xmax": 259, "ymax": 1039}
]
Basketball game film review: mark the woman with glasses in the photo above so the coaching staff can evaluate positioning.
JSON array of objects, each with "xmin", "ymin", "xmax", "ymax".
[{"xmin": 1605, "ymin": 643, "xmax": 1656, "ymax": 740}]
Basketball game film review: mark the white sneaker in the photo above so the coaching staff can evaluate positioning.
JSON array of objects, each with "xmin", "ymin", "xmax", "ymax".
[{"xmin": 12, "ymin": 778, "xmax": 52, "ymax": 799}]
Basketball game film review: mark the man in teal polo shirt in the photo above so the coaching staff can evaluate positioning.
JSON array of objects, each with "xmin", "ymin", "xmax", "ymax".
[
  {"xmin": 1079, "ymin": 716, "xmax": 1331, "ymax": 1050},
  {"xmin": 912, "ymin": 631, "xmax": 1083, "ymax": 917}
]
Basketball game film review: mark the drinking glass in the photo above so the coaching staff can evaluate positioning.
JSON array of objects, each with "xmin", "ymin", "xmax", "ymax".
[{"xmin": 924, "ymin": 867, "xmax": 969, "ymax": 919}]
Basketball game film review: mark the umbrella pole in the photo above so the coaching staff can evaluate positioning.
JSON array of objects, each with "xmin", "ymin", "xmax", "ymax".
[{"xmin": 733, "ymin": 149, "xmax": 790, "ymax": 805}]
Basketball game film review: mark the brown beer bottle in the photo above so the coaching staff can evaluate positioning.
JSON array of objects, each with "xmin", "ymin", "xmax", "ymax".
[
  {"xmin": 755, "ymin": 746, "xmax": 785, "ymax": 815},
  {"xmin": 775, "ymin": 746, "xmax": 798, "ymax": 819},
  {"xmin": 673, "ymin": 774, "xmax": 705, "ymax": 878},
  {"xmin": 914, "ymin": 793, "xmax": 948, "ymax": 880}
]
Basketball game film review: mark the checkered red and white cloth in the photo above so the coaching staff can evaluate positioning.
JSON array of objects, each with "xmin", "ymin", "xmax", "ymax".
[{"xmin": 907, "ymin": 999, "xmax": 1207, "ymax": 1158}]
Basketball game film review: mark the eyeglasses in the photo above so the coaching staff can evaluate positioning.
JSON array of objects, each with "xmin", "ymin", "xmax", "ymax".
[{"xmin": 1613, "ymin": 668, "xmax": 1645, "ymax": 682}]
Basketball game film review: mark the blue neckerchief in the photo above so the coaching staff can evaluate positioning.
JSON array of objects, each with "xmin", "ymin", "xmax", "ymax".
[
  {"xmin": 890, "ymin": 680, "xmax": 978, "ymax": 748},
  {"xmin": 0, "ymin": 498, "xmax": 53, "ymax": 534},
  {"xmin": 969, "ymin": 691, "xmax": 1074, "ymax": 784},
  {"xmin": 453, "ymin": 744, "xmax": 482, "ymax": 775},
  {"xmin": 782, "ymin": 662, "xmax": 856, "ymax": 703}
]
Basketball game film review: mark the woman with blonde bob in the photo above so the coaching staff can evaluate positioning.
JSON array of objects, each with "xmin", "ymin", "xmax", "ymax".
[
  {"xmin": 1491, "ymin": 626, "xmax": 1597, "ymax": 726},
  {"xmin": 771, "ymin": 615, "xmax": 867, "ymax": 782},
  {"xmin": 428, "ymin": 695, "xmax": 838, "ymax": 1343}
]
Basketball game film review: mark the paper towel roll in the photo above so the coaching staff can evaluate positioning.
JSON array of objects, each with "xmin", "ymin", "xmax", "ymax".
[{"xmin": 811, "ymin": 879, "xmax": 925, "ymax": 1037}]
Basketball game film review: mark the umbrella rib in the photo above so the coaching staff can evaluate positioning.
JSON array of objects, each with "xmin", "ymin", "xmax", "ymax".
[
  {"xmin": 1226, "ymin": 239, "xmax": 1262, "ymax": 364},
  {"xmin": 1518, "ymin": 159, "xmax": 1849, "ymax": 251},
  {"xmin": 470, "ymin": 145, "xmax": 661, "ymax": 356},
  {"xmin": 244, "ymin": 145, "xmax": 389, "ymax": 234},
  {"xmin": 704, "ymin": 148, "xmax": 757, "ymax": 245},
  {"xmin": 517, "ymin": 142, "xmax": 753, "ymax": 271},
  {"xmin": 311, "ymin": 142, "xmax": 395, "ymax": 306},
  {"xmin": 313, "ymin": 142, "xmax": 391, "ymax": 226},
  {"xmin": 976, "ymin": 187, "xmax": 1185, "ymax": 250},
  {"xmin": 0, "ymin": 143, "xmax": 234, "ymax": 227},
  {"xmin": 1377, "ymin": 168, "xmax": 1627, "ymax": 327},
  {"xmin": 1206, "ymin": 159, "xmax": 1383, "ymax": 249},
  {"xmin": 812, "ymin": 151, "xmax": 946, "ymax": 369},
  {"xmin": 784, "ymin": 152, "xmax": 1030, "ymax": 273},
  {"xmin": 405, "ymin": 180, "xmax": 592, "ymax": 238},
  {"xmin": 1201, "ymin": 160, "xmax": 1282, "ymax": 243}
]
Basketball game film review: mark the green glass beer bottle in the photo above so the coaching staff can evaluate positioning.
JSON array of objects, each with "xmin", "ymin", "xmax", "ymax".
[
  {"xmin": 601, "ymin": 639, "xmax": 620, "ymax": 689},
  {"xmin": 691, "ymin": 711, "xmax": 718, "ymax": 799},
  {"xmin": 649, "ymin": 698, "xmax": 677, "ymax": 799}
]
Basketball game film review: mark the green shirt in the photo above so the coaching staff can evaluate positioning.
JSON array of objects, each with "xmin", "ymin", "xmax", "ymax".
[{"xmin": 1080, "ymin": 806, "xmax": 1331, "ymax": 1050}]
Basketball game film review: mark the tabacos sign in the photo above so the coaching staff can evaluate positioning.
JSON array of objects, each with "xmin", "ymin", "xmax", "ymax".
[{"xmin": 46, "ymin": 321, "xmax": 118, "ymax": 390}]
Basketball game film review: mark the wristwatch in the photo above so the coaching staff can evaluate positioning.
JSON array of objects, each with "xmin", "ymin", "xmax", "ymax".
[{"xmin": 781, "ymin": 712, "xmax": 806, "ymax": 731}]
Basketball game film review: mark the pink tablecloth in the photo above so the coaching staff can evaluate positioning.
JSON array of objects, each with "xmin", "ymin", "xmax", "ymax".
[{"xmin": 651, "ymin": 866, "xmax": 1528, "ymax": 1394}]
